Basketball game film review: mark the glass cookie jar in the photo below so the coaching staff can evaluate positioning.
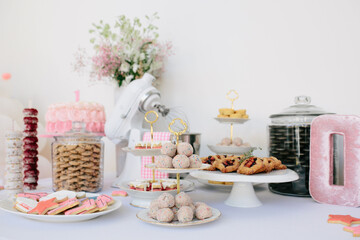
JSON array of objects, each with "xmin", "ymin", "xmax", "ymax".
[
  {"xmin": 51, "ymin": 123, "xmax": 104, "ymax": 192},
  {"xmin": 268, "ymin": 96, "xmax": 333, "ymax": 197}
]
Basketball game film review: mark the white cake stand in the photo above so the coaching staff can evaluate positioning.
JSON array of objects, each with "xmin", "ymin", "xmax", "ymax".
[
  {"xmin": 190, "ymin": 169, "xmax": 299, "ymax": 208},
  {"xmin": 119, "ymin": 180, "xmax": 195, "ymax": 208}
]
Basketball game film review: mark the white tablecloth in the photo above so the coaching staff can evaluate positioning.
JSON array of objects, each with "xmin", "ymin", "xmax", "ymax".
[{"xmin": 0, "ymin": 175, "xmax": 357, "ymax": 240}]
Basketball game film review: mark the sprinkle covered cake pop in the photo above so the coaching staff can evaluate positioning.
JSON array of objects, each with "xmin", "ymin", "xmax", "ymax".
[
  {"xmin": 176, "ymin": 142, "xmax": 193, "ymax": 157},
  {"xmin": 177, "ymin": 206, "xmax": 194, "ymax": 223},
  {"xmin": 175, "ymin": 192, "xmax": 192, "ymax": 208},
  {"xmin": 172, "ymin": 155, "xmax": 190, "ymax": 169},
  {"xmin": 155, "ymin": 155, "xmax": 173, "ymax": 168},
  {"xmin": 156, "ymin": 208, "xmax": 174, "ymax": 222},
  {"xmin": 161, "ymin": 142, "xmax": 177, "ymax": 157},
  {"xmin": 157, "ymin": 193, "xmax": 175, "ymax": 208},
  {"xmin": 195, "ymin": 204, "xmax": 212, "ymax": 220},
  {"xmin": 189, "ymin": 154, "xmax": 202, "ymax": 168}
]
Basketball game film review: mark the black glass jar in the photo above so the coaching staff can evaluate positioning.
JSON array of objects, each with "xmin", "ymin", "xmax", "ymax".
[{"xmin": 268, "ymin": 96, "xmax": 333, "ymax": 197}]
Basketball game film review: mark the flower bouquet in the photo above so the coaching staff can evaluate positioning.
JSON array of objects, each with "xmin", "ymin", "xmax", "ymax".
[{"xmin": 74, "ymin": 13, "xmax": 172, "ymax": 87}]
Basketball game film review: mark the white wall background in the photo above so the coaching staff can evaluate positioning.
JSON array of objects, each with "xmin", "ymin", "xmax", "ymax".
[{"xmin": 1, "ymin": 0, "xmax": 360, "ymax": 175}]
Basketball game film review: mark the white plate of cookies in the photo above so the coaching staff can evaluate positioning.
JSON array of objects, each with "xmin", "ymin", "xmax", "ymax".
[
  {"xmin": 214, "ymin": 117, "xmax": 250, "ymax": 124},
  {"xmin": 122, "ymin": 147, "xmax": 162, "ymax": 157},
  {"xmin": 0, "ymin": 191, "xmax": 122, "ymax": 223}
]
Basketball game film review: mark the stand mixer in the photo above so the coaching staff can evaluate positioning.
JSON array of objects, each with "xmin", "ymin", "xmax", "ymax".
[{"xmin": 105, "ymin": 73, "xmax": 188, "ymax": 184}]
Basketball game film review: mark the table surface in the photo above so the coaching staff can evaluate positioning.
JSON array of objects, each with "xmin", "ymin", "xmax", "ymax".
[{"xmin": 0, "ymin": 174, "xmax": 358, "ymax": 240}]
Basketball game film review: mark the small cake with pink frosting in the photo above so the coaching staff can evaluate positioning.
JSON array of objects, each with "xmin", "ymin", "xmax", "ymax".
[
  {"xmin": 172, "ymin": 155, "xmax": 190, "ymax": 169},
  {"xmin": 176, "ymin": 142, "xmax": 193, "ymax": 157},
  {"xmin": 45, "ymin": 101, "xmax": 106, "ymax": 134},
  {"xmin": 155, "ymin": 155, "xmax": 173, "ymax": 168}
]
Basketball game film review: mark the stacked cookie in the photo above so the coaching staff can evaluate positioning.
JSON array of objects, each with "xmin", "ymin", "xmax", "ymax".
[
  {"xmin": 4, "ymin": 131, "xmax": 23, "ymax": 191},
  {"xmin": 23, "ymin": 108, "xmax": 39, "ymax": 190},
  {"xmin": 155, "ymin": 142, "xmax": 202, "ymax": 169},
  {"xmin": 52, "ymin": 142, "xmax": 102, "ymax": 192}
]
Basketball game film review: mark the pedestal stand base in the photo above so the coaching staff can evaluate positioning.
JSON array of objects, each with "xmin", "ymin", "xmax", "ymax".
[{"xmin": 224, "ymin": 182, "xmax": 262, "ymax": 208}]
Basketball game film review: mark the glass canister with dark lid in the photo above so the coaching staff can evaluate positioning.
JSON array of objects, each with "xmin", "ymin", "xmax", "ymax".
[{"xmin": 268, "ymin": 96, "xmax": 334, "ymax": 197}]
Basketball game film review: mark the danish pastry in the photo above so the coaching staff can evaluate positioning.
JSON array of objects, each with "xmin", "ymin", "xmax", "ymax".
[
  {"xmin": 216, "ymin": 157, "xmax": 240, "ymax": 173},
  {"xmin": 237, "ymin": 157, "xmax": 265, "ymax": 175}
]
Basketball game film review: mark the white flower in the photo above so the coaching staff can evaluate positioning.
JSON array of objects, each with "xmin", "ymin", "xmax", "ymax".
[
  {"xmin": 132, "ymin": 64, "xmax": 139, "ymax": 72},
  {"xmin": 120, "ymin": 62, "xmax": 130, "ymax": 72},
  {"xmin": 125, "ymin": 75, "xmax": 134, "ymax": 84},
  {"xmin": 139, "ymin": 53, "xmax": 145, "ymax": 60}
]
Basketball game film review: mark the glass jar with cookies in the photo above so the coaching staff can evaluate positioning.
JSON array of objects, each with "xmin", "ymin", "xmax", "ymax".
[{"xmin": 51, "ymin": 122, "xmax": 104, "ymax": 192}]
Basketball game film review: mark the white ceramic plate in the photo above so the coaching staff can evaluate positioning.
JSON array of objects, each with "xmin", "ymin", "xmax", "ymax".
[
  {"xmin": 197, "ymin": 178, "xmax": 262, "ymax": 188},
  {"xmin": 214, "ymin": 117, "xmax": 250, "ymax": 124},
  {"xmin": 0, "ymin": 193, "xmax": 122, "ymax": 223},
  {"xmin": 122, "ymin": 147, "xmax": 161, "ymax": 157},
  {"xmin": 190, "ymin": 169, "xmax": 299, "ymax": 183},
  {"xmin": 145, "ymin": 164, "xmax": 210, "ymax": 174},
  {"xmin": 207, "ymin": 145, "xmax": 256, "ymax": 154},
  {"xmin": 136, "ymin": 207, "xmax": 221, "ymax": 227},
  {"xmin": 118, "ymin": 180, "xmax": 195, "ymax": 208}
]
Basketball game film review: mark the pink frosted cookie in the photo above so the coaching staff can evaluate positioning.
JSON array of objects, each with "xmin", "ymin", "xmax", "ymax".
[
  {"xmin": 177, "ymin": 206, "xmax": 194, "ymax": 223},
  {"xmin": 47, "ymin": 198, "xmax": 80, "ymax": 215},
  {"xmin": 79, "ymin": 199, "xmax": 99, "ymax": 214},
  {"xmin": 344, "ymin": 225, "xmax": 360, "ymax": 237},
  {"xmin": 65, "ymin": 199, "xmax": 97, "ymax": 215},
  {"xmin": 15, "ymin": 197, "xmax": 38, "ymax": 213},
  {"xmin": 28, "ymin": 198, "xmax": 59, "ymax": 215},
  {"xmin": 156, "ymin": 208, "xmax": 174, "ymax": 222},
  {"xmin": 97, "ymin": 194, "xmax": 114, "ymax": 206},
  {"xmin": 172, "ymin": 155, "xmax": 190, "ymax": 169},
  {"xmin": 17, "ymin": 192, "xmax": 47, "ymax": 201},
  {"xmin": 189, "ymin": 154, "xmax": 202, "ymax": 168},
  {"xmin": 40, "ymin": 190, "xmax": 77, "ymax": 203},
  {"xmin": 95, "ymin": 197, "xmax": 108, "ymax": 211},
  {"xmin": 176, "ymin": 142, "xmax": 193, "ymax": 157},
  {"xmin": 155, "ymin": 155, "xmax": 173, "ymax": 168},
  {"xmin": 158, "ymin": 193, "xmax": 175, "ymax": 208},
  {"xmin": 175, "ymin": 192, "xmax": 192, "ymax": 208},
  {"xmin": 161, "ymin": 142, "xmax": 177, "ymax": 157},
  {"xmin": 112, "ymin": 190, "xmax": 128, "ymax": 197},
  {"xmin": 195, "ymin": 204, "xmax": 212, "ymax": 220}
]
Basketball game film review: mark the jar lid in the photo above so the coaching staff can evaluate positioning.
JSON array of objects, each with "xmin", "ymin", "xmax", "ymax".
[
  {"xmin": 270, "ymin": 96, "xmax": 334, "ymax": 118},
  {"xmin": 53, "ymin": 122, "xmax": 103, "ymax": 140}
]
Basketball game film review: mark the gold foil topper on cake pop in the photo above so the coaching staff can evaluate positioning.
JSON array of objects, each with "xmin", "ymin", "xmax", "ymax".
[
  {"xmin": 226, "ymin": 89, "xmax": 239, "ymax": 109},
  {"xmin": 168, "ymin": 118, "xmax": 187, "ymax": 146}
]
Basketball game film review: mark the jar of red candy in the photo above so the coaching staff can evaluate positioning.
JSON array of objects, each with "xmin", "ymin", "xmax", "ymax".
[{"xmin": 51, "ymin": 122, "xmax": 104, "ymax": 192}]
